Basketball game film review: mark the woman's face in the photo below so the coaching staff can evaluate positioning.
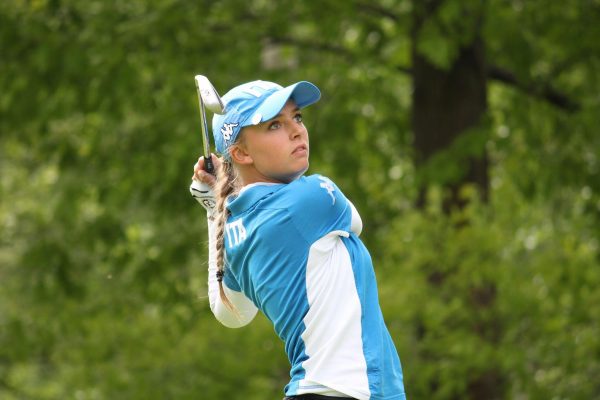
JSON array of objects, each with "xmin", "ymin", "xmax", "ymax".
[{"xmin": 234, "ymin": 100, "xmax": 309, "ymax": 183}]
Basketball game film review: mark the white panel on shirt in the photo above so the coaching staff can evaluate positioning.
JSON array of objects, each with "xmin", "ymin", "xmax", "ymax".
[
  {"xmin": 298, "ymin": 230, "xmax": 370, "ymax": 400},
  {"xmin": 348, "ymin": 200, "xmax": 363, "ymax": 236}
]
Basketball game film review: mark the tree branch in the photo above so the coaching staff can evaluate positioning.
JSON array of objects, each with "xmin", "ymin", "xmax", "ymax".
[
  {"xmin": 267, "ymin": 36, "xmax": 579, "ymax": 113},
  {"xmin": 267, "ymin": 36, "xmax": 354, "ymax": 61},
  {"xmin": 487, "ymin": 65, "xmax": 580, "ymax": 112},
  {"xmin": 356, "ymin": 1, "xmax": 401, "ymax": 22}
]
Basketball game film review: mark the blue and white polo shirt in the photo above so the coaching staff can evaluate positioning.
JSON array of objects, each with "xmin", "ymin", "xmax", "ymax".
[{"xmin": 222, "ymin": 174, "xmax": 405, "ymax": 399}]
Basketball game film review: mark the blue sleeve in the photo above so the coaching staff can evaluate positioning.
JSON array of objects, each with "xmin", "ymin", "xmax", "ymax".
[
  {"xmin": 287, "ymin": 175, "xmax": 352, "ymax": 243},
  {"xmin": 223, "ymin": 265, "xmax": 242, "ymax": 291}
]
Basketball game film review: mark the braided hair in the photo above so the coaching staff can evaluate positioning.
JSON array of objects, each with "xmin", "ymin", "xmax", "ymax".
[{"xmin": 214, "ymin": 158, "xmax": 238, "ymax": 311}]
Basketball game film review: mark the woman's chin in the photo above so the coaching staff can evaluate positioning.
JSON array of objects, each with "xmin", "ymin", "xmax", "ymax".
[{"xmin": 273, "ymin": 165, "xmax": 309, "ymax": 183}]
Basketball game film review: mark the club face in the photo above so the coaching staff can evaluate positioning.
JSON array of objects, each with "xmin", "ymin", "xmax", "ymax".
[{"xmin": 194, "ymin": 75, "xmax": 225, "ymax": 114}]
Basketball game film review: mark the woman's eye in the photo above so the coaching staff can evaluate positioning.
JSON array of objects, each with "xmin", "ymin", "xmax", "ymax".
[
  {"xmin": 294, "ymin": 113, "xmax": 303, "ymax": 123},
  {"xmin": 268, "ymin": 121, "xmax": 282, "ymax": 130}
]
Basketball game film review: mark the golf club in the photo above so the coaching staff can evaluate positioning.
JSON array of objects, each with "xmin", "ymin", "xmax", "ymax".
[{"xmin": 194, "ymin": 75, "xmax": 225, "ymax": 174}]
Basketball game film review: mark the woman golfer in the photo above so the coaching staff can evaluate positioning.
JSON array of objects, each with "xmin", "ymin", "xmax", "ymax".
[{"xmin": 191, "ymin": 79, "xmax": 406, "ymax": 399}]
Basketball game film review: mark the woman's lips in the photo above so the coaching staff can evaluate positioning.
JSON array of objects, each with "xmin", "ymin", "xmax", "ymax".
[{"xmin": 292, "ymin": 144, "xmax": 308, "ymax": 156}]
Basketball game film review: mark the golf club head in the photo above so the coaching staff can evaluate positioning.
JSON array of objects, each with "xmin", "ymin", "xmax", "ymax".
[{"xmin": 194, "ymin": 75, "xmax": 225, "ymax": 114}]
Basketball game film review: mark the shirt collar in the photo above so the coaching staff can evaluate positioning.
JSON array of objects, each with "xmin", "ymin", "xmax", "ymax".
[{"xmin": 227, "ymin": 182, "xmax": 284, "ymax": 215}]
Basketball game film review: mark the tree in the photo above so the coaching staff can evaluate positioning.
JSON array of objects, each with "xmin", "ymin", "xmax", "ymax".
[{"xmin": 1, "ymin": 0, "xmax": 598, "ymax": 399}]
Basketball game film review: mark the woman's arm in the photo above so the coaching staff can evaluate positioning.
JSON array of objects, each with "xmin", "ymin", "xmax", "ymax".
[
  {"xmin": 206, "ymin": 214, "xmax": 258, "ymax": 328},
  {"xmin": 191, "ymin": 158, "xmax": 258, "ymax": 328}
]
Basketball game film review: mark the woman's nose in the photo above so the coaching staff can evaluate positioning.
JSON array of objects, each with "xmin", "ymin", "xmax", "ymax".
[{"xmin": 290, "ymin": 123, "xmax": 304, "ymax": 139}]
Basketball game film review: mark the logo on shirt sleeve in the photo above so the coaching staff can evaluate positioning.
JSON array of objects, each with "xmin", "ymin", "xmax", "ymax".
[
  {"xmin": 318, "ymin": 176, "xmax": 336, "ymax": 205},
  {"xmin": 225, "ymin": 218, "xmax": 247, "ymax": 248}
]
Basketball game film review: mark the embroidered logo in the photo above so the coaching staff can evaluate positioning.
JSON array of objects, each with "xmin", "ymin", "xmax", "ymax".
[
  {"xmin": 221, "ymin": 123, "xmax": 239, "ymax": 143},
  {"xmin": 226, "ymin": 218, "xmax": 247, "ymax": 248},
  {"xmin": 318, "ymin": 177, "xmax": 336, "ymax": 205}
]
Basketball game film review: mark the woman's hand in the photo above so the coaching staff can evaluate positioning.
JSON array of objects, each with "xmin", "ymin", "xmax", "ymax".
[
  {"xmin": 190, "ymin": 154, "xmax": 221, "ymax": 213},
  {"xmin": 192, "ymin": 154, "xmax": 222, "ymax": 188}
]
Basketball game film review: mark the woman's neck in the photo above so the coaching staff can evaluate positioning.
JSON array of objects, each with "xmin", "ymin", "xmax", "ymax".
[{"xmin": 237, "ymin": 164, "xmax": 305, "ymax": 186}]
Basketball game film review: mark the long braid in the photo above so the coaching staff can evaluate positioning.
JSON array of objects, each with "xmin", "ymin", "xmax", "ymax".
[{"xmin": 214, "ymin": 159, "xmax": 237, "ymax": 311}]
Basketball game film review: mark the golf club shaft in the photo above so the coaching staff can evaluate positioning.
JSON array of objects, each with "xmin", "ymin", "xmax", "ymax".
[{"xmin": 196, "ymin": 87, "xmax": 214, "ymax": 174}]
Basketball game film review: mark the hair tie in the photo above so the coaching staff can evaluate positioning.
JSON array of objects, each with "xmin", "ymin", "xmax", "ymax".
[{"xmin": 216, "ymin": 270, "xmax": 224, "ymax": 282}]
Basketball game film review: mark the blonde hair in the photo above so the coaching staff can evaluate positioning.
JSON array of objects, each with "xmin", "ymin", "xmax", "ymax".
[{"xmin": 214, "ymin": 158, "xmax": 238, "ymax": 311}]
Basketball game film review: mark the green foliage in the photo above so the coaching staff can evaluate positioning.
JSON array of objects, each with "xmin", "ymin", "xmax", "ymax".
[
  {"xmin": 415, "ymin": 0, "xmax": 484, "ymax": 69},
  {"xmin": 1, "ymin": 0, "xmax": 599, "ymax": 399},
  {"xmin": 380, "ymin": 182, "xmax": 600, "ymax": 399}
]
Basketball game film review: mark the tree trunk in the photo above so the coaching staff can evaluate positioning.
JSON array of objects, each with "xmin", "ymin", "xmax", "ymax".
[
  {"xmin": 412, "ymin": 34, "xmax": 489, "ymax": 211},
  {"xmin": 411, "ymin": 3, "xmax": 502, "ymax": 399}
]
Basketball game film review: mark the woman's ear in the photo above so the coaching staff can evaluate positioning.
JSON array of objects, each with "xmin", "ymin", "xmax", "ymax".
[{"xmin": 229, "ymin": 144, "xmax": 253, "ymax": 165}]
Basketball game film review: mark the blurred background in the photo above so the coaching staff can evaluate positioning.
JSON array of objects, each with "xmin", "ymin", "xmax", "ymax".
[{"xmin": 1, "ymin": 1, "xmax": 599, "ymax": 399}]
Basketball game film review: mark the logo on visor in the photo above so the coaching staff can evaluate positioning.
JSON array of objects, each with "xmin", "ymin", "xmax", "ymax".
[{"xmin": 221, "ymin": 123, "xmax": 239, "ymax": 143}]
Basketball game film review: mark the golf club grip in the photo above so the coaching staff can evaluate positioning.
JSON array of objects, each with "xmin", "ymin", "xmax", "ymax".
[{"xmin": 204, "ymin": 154, "xmax": 214, "ymax": 174}]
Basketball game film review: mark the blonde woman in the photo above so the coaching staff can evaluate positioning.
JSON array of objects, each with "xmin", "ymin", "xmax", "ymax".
[{"xmin": 191, "ymin": 80, "xmax": 406, "ymax": 400}]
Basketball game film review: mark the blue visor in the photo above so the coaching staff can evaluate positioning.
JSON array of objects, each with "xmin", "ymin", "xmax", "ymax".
[{"xmin": 212, "ymin": 80, "xmax": 321, "ymax": 157}]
